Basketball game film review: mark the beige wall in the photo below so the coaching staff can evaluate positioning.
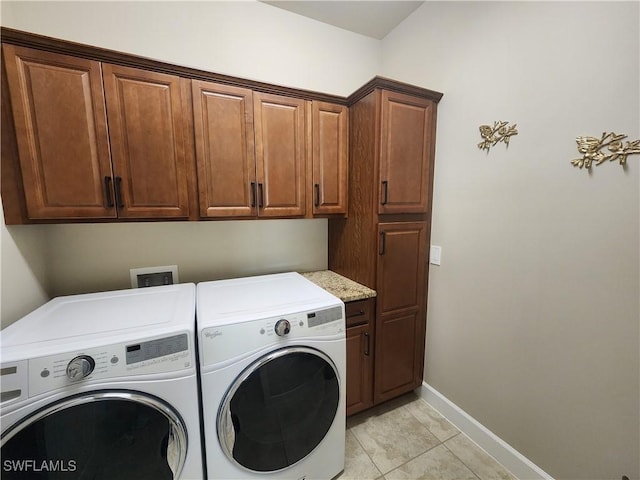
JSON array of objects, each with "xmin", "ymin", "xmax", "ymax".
[
  {"xmin": 44, "ymin": 220, "xmax": 328, "ymax": 297},
  {"xmin": 1, "ymin": 1, "xmax": 380, "ymax": 97},
  {"xmin": 382, "ymin": 2, "xmax": 640, "ymax": 479},
  {"xmin": 0, "ymin": 200, "xmax": 49, "ymax": 328},
  {"xmin": 0, "ymin": 1, "xmax": 381, "ymax": 320},
  {"xmin": 2, "ymin": 2, "xmax": 639, "ymax": 478}
]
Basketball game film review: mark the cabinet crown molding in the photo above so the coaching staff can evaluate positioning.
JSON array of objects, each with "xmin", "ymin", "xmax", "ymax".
[
  {"xmin": 347, "ymin": 76, "xmax": 443, "ymax": 105},
  {"xmin": 1, "ymin": 27, "xmax": 443, "ymax": 104}
]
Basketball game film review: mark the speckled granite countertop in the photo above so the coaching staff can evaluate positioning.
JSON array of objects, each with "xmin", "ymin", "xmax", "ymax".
[{"xmin": 301, "ymin": 270, "xmax": 376, "ymax": 303}]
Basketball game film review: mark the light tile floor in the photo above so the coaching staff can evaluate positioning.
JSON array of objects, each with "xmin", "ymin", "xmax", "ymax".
[{"xmin": 338, "ymin": 393, "xmax": 517, "ymax": 480}]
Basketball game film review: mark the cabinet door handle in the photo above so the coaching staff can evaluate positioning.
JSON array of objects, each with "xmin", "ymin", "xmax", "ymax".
[
  {"xmin": 258, "ymin": 183, "xmax": 264, "ymax": 209},
  {"xmin": 314, "ymin": 183, "xmax": 320, "ymax": 207},
  {"xmin": 379, "ymin": 231, "xmax": 386, "ymax": 255},
  {"xmin": 250, "ymin": 182, "xmax": 256, "ymax": 208},
  {"xmin": 104, "ymin": 177, "xmax": 114, "ymax": 208},
  {"xmin": 347, "ymin": 310, "xmax": 366, "ymax": 318},
  {"xmin": 114, "ymin": 176, "xmax": 124, "ymax": 208},
  {"xmin": 381, "ymin": 180, "xmax": 389, "ymax": 205},
  {"xmin": 364, "ymin": 332, "xmax": 370, "ymax": 356}
]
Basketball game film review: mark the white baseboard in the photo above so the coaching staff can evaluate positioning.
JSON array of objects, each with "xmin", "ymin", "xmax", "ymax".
[{"xmin": 419, "ymin": 382, "xmax": 553, "ymax": 480}]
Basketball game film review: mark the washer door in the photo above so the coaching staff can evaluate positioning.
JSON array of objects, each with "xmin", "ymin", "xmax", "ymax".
[
  {"xmin": 218, "ymin": 347, "xmax": 340, "ymax": 472},
  {"xmin": 1, "ymin": 391, "xmax": 187, "ymax": 480}
]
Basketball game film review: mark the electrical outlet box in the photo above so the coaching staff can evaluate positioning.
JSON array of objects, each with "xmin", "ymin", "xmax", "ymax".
[{"xmin": 130, "ymin": 265, "xmax": 179, "ymax": 288}]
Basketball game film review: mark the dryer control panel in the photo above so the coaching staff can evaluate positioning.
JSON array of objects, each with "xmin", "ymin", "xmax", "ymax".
[
  {"xmin": 25, "ymin": 333, "xmax": 192, "ymax": 398},
  {"xmin": 200, "ymin": 304, "xmax": 345, "ymax": 367}
]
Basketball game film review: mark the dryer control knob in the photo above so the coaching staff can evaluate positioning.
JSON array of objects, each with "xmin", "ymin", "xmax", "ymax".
[
  {"xmin": 274, "ymin": 319, "xmax": 291, "ymax": 336},
  {"xmin": 66, "ymin": 355, "xmax": 95, "ymax": 381}
]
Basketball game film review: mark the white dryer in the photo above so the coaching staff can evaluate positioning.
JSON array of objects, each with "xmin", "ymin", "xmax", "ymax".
[
  {"xmin": 0, "ymin": 284, "xmax": 203, "ymax": 480},
  {"xmin": 196, "ymin": 272, "xmax": 346, "ymax": 480}
]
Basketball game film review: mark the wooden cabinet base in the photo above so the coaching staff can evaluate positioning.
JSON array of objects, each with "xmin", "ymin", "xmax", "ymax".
[{"xmin": 345, "ymin": 298, "xmax": 375, "ymax": 416}]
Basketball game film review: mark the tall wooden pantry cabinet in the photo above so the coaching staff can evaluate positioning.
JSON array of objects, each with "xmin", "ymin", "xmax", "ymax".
[{"xmin": 329, "ymin": 78, "xmax": 442, "ymax": 412}]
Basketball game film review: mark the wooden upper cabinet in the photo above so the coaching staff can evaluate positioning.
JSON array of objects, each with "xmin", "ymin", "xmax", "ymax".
[
  {"xmin": 2, "ymin": 45, "xmax": 115, "ymax": 219},
  {"xmin": 378, "ymin": 90, "xmax": 434, "ymax": 214},
  {"xmin": 191, "ymin": 85, "xmax": 310, "ymax": 219},
  {"xmin": 192, "ymin": 81, "xmax": 256, "ymax": 218},
  {"xmin": 253, "ymin": 92, "xmax": 306, "ymax": 217},
  {"xmin": 2, "ymin": 32, "xmax": 359, "ymax": 224},
  {"xmin": 103, "ymin": 64, "xmax": 191, "ymax": 219},
  {"xmin": 312, "ymin": 101, "xmax": 348, "ymax": 215}
]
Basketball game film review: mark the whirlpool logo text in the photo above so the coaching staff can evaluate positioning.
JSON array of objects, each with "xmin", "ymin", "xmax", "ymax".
[{"xmin": 204, "ymin": 330, "xmax": 222, "ymax": 339}]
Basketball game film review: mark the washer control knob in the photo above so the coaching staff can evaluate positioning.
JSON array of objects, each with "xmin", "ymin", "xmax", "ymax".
[
  {"xmin": 66, "ymin": 355, "xmax": 95, "ymax": 381},
  {"xmin": 274, "ymin": 319, "xmax": 291, "ymax": 337}
]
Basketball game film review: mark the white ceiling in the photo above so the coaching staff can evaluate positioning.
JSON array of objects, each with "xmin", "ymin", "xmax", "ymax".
[{"xmin": 261, "ymin": 1, "xmax": 424, "ymax": 39}]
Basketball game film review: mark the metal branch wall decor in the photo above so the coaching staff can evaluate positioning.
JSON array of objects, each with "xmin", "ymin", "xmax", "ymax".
[
  {"xmin": 478, "ymin": 121, "xmax": 518, "ymax": 151},
  {"xmin": 571, "ymin": 132, "xmax": 640, "ymax": 170}
]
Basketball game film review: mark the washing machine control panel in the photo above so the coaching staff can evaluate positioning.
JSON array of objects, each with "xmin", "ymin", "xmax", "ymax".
[
  {"xmin": 201, "ymin": 304, "xmax": 345, "ymax": 366},
  {"xmin": 27, "ymin": 333, "xmax": 193, "ymax": 398}
]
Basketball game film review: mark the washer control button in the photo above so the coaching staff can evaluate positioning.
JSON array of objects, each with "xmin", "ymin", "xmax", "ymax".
[
  {"xmin": 40, "ymin": 368, "xmax": 50, "ymax": 378},
  {"xmin": 110, "ymin": 356, "xmax": 119, "ymax": 364},
  {"xmin": 274, "ymin": 319, "xmax": 291, "ymax": 337},
  {"xmin": 66, "ymin": 355, "xmax": 95, "ymax": 381}
]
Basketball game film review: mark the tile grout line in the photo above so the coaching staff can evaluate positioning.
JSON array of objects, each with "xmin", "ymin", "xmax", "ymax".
[
  {"xmin": 348, "ymin": 401, "xmax": 447, "ymax": 478},
  {"xmin": 346, "ymin": 395, "xmax": 518, "ymax": 480},
  {"xmin": 442, "ymin": 433, "xmax": 484, "ymax": 480},
  {"xmin": 346, "ymin": 425, "xmax": 383, "ymax": 478},
  {"xmin": 350, "ymin": 395, "xmax": 513, "ymax": 479},
  {"xmin": 429, "ymin": 408, "xmax": 519, "ymax": 479},
  {"xmin": 405, "ymin": 398, "xmax": 485, "ymax": 480},
  {"xmin": 414, "ymin": 396, "xmax": 518, "ymax": 479},
  {"xmin": 419, "ymin": 385, "xmax": 545, "ymax": 479},
  {"xmin": 377, "ymin": 403, "xmax": 450, "ymax": 477}
]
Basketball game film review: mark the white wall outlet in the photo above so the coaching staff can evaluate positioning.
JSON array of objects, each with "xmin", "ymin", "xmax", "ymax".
[
  {"xmin": 430, "ymin": 245, "xmax": 442, "ymax": 266},
  {"xmin": 130, "ymin": 265, "xmax": 179, "ymax": 288}
]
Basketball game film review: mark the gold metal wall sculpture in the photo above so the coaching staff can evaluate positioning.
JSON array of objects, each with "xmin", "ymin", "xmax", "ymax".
[
  {"xmin": 478, "ymin": 121, "xmax": 518, "ymax": 151},
  {"xmin": 572, "ymin": 132, "xmax": 640, "ymax": 170}
]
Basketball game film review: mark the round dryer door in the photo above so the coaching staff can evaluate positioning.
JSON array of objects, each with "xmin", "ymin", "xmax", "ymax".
[
  {"xmin": 1, "ymin": 391, "xmax": 187, "ymax": 480},
  {"xmin": 218, "ymin": 346, "xmax": 340, "ymax": 473}
]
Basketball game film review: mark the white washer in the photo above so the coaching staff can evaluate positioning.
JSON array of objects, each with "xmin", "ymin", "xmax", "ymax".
[
  {"xmin": 0, "ymin": 284, "xmax": 203, "ymax": 480},
  {"xmin": 197, "ymin": 272, "xmax": 346, "ymax": 480}
]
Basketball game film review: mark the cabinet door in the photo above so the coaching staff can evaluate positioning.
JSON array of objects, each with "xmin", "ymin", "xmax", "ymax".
[
  {"xmin": 253, "ymin": 92, "xmax": 306, "ymax": 217},
  {"xmin": 375, "ymin": 222, "xmax": 428, "ymax": 403},
  {"xmin": 346, "ymin": 323, "xmax": 373, "ymax": 416},
  {"xmin": 2, "ymin": 45, "xmax": 115, "ymax": 219},
  {"xmin": 103, "ymin": 64, "xmax": 190, "ymax": 219},
  {"xmin": 345, "ymin": 298, "xmax": 375, "ymax": 416},
  {"xmin": 374, "ymin": 310, "xmax": 423, "ymax": 404},
  {"xmin": 376, "ymin": 222, "xmax": 428, "ymax": 316},
  {"xmin": 312, "ymin": 101, "xmax": 348, "ymax": 215},
  {"xmin": 378, "ymin": 91, "xmax": 434, "ymax": 214},
  {"xmin": 192, "ymin": 81, "xmax": 256, "ymax": 217}
]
